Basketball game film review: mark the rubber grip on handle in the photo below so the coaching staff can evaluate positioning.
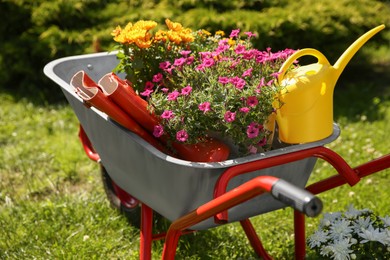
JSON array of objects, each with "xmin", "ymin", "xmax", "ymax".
[{"xmin": 271, "ymin": 179, "xmax": 323, "ymax": 217}]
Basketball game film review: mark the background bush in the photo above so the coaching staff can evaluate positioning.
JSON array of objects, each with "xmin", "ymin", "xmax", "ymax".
[{"xmin": 1, "ymin": 0, "xmax": 389, "ymax": 103}]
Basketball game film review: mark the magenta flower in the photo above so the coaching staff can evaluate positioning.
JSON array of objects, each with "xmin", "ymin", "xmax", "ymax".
[
  {"xmin": 140, "ymin": 89, "xmax": 153, "ymax": 97},
  {"xmin": 239, "ymin": 107, "xmax": 250, "ymax": 113},
  {"xmin": 167, "ymin": 90, "xmax": 180, "ymax": 101},
  {"xmin": 224, "ymin": 111, "xmax": 236, "ymax": 122},
  {"xmin": 159, "ymin": 61, "xmax": 171, "ymax": 70},
  {"xmin": 218, "ymin": 76, "xmax": 230, "ymax": 85},
  {"xmin": 152, "ymin": 73, "xmax": 163, "ymax": 83},
  {"xmin": 176, "ymin": 130, "xmax": 189, "ymax": 142},
  {"xmin": 174, "ymin": 57, "xmax": 186, "ymax": 67},
  {"xmin": 153, "ymin": 125, "xmax": 164, "ymax": 137},
  {"xmin": 198, "ymin": 102, "xmax": 211, "ymax": 113},
  {"xmin": 161, "ymin": 110, "xmax": 174, "ymax": 120},
  {"xmin": 144, "ymin": 81, "xmax": 154, "ymax": 90},
  {"xmin": 235, "ymin": 44, "xmax": 246, "ymax": 54},
  {"xmin": 246, "ymin": 123, "xmax": 259, "ymax": 138},
  {"xmin": 202, "ymin": 58, "xmax": 215, "ymax": 68},
  {"xmin": 230, "ymin": 29, "xmax": 240, "ymax": 38},
  {"xmin": 242, "ymin": 68, "xmax": 253, "ymax": 77},
  {"xmin": 271, "ymin": 71, "xmax": 282, "ymax": 78},
  {"xmin": 180, "ymin": 50, "xmax": 191, "ymax": 57},
  {"xmin": 258, "ymin": 137, "xmax": 267, "ymax": 147},
  {"xmin": 244, "ymin": 31, "xmax": 256, "ymax": 39},
  {"xmin": 230, "ymin": 77, "xmax": 246, "ymax": 90},
  {"xmin": 181, "ymin": 85, "xmax": 192, "ymax": 96},
  {"xmin": 186, "ymin": 56, "xmax": 195, "ymax": 65},
  {"xmin": 246, "ymin": 96, "xmax": 258, "ymax": 107}
]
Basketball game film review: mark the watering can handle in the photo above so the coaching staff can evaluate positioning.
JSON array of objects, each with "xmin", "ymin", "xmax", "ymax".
[{"xmin": 278, "ymin": 48, "xmax": 331, "ymax": 83}]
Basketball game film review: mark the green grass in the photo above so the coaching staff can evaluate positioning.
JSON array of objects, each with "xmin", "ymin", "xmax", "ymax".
[{"xmin": 0, "ymin": 63, "xmax": 389, "ymax": 259}]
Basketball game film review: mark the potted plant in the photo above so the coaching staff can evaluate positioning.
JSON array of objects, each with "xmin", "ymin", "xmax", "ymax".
[{"xmin": 110, "ymin": 19, "xmax": 295, "ymax": 158}]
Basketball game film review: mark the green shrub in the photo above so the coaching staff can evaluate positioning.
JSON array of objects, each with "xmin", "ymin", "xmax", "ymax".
[{"xmin": 0, "ymin": 0, "xmax": 389, "ymax": 103}]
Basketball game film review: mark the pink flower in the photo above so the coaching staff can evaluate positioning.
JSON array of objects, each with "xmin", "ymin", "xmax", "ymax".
[
  {"xmin": 218, "ymin": 76, "xmax": 230, "ymax": 85},
  {"xmin": 140, "ymin": 89, "xmax": 153, "ymax": 97},
  {"xmin": 159, "ymin": 61, "xmax": 171, "ymax": 70},
  {"xmin": 244, "ymin": 31, "xmax": 256, "ymax": 39},
  {"xmin": 235, "ymin": 44, "xmax": 246, "ymax": 54},
  {"xmin": 144, "ymin": 81, "xmax": 154, "ymax": 90},
  {"xmin": 258, "ymin": 137, "xmax": 267, "ymax": 147},
  {"xmin": 246, "ymin": 123, "xmax": 259, "ymax": 138},
  {"xmin": 230, "ymin": 77, "xmax": 246, "ymax": 90},
  {"xmin": 181, "ymin": 85, "xmax": 192, "ymax": 96},
  {"xmin": 198, "ymin": 102, "xmax": 211, "ymax": 113},
  {"xmin": 270, "ymin": 71, "xmax": 282, "ymax": 78},
  {"xmin": 152, "ymin": 73, "xmax": 163, "ymax": 83},
  {"xmin": 167, "ymin": 90, "xmax": 180, "ymax": 101},
  {"xmin": 242, "ymin": 68, "xmax": 253, "ymax": 77},
  {"xmin": 239, "ymin": 107, "xmax": 250, "ymax": 113},
  {"xmin": 161, "ymin": 110, "xmax": 174, "ymax": 120},
  {"xmin": 202, "ymin": 58, "xmax": 215, "ymax": 68},
  {"xmin": 246, "ymin": 96, "xmax": 258, "ymax": 107},
  {"xmin": 230, "ymin": 29, "xmax": 240, "ymax": 38},
  {"xmin": 180, "ymin": 50, "xmax": 191, "ymax": 57},
  {"xmin": 186, "ymin": 56, "xmax": 195, "ymax": 65},
  {"xmin": 176, "ymin": 130, "xmax": 189, "ymax": 142},
  {"xmin": 248, "ymin": 145, "xmax": 258, "ymax": 154},
  {"xmin": 224, "ymin": 111, "xmax": 236, "ymax": 122},
  {"xmin": 153, "ymin": 125, "xmax": 164, "ymax": 137},
  {"xmin": 174, "ymin": 57, "xmax": 186, "ymax": 67}
]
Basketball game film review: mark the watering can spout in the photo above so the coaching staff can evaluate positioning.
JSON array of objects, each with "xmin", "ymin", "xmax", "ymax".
[{"xmin": 333, "ymin": 24, "xmax": 385, "ymax": 78}]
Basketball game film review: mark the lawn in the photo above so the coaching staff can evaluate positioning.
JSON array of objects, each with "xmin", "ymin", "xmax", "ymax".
[{"xmin": 0, "ymin": 59, "xmax": 389, "ymax": 258}]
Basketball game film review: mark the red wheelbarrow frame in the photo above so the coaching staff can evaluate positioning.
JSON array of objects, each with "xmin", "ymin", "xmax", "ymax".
[{"xmin": 79, "ymin": 126, "xmax": 390, "ymax": 260}]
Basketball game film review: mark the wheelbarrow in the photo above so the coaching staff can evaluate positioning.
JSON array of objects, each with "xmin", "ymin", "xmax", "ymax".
[{"xmin": 44, "ymin": 52, "xmax": 390, "ymax": 259}]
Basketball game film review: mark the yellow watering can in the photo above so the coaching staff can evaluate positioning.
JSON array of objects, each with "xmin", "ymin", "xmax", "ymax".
[{"xmin": 275, "ymin": 24, "xmax": 385, "ymax": 144}]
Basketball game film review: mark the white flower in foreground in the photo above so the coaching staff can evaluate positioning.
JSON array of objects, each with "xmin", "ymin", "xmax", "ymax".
[
  {"xmin": 321, "ymin": 238, "xmax": 353, "ymax": 260},
  {"xmin": 359, "ymin": 226, "xmax": 388, "ymax": 245},
  {"xmin": 380, "ymin": 215, "xmax": 390, "ymax": 227},
  {"xmin": 344, "ymin": 204, "xmax": 361, "ymax": 219},
  {"xmin": 320, "ymin": 212, "xmax": 342, "ymax": 228},
  {"xmin": 308, "ymin": 229, "xmax": 329, "ymax": 248},
  {"xmin": 352, "ymin": 216, "xmax": 373, "ymax": 233},
  {"xmin": 329, "ymin": 218, "xmax": 352, "ymax": 241}
]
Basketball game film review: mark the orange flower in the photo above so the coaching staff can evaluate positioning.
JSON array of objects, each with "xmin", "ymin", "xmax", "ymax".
[
  {"xmin": 165, "ymin": 19, "xmax": 183, "ymax": 32},
  {"xmin": 133, "ymin": 20, "xmax": 157, "ymax": 31},
  {"xmin": 154, "ymin": 30, "xmax": 168, "ymax": 42}
]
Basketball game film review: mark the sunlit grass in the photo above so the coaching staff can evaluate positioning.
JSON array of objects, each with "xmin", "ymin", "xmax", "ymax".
[{"xmin": 0, "ymin": 69, "xmax": 389, "ymax": 259}]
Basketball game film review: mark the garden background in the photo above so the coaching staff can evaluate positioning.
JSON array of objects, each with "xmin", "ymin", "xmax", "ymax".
[{"xmin": 1, "ymin": 0, "xmax": 390, "ymax": 258}]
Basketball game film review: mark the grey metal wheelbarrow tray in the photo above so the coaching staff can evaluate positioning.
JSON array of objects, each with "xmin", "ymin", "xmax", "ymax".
[{"xmin": 44, "ymin": 52, "xmax": 340, "ymax": 230}]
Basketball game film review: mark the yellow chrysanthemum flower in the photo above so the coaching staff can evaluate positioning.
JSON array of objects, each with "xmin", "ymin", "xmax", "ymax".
[
  {"xmin": 135, "ymin": 39, "xmax": 152, "ymax": 48},
  {"xmin": 228, "ymin": 38, "xmax": 236, "ymax": 46},
  {"xmin": 154, "ymin": 30, "xmax": 168, "ymax": 42},
  {"xmin": 201, "ymin": 29, "xmax": 211, "ymax": 36},
  {"xmin": 165, "ymin": 19, "xmax": 183, "ymax": 32},
  {"xmin": 133, "ymin": 20, "xmax": 157, "ymax": 31},
  {"xmin": 111, "ymin": 25, "xmax": 122, "ymax": 37},
  {"xmin": 216, "ymin": 30, "xmax": 225, "ymax": 36},
  {"xmin": 167, "ymin": 31, "xmax": 182, "ymax": 45}
]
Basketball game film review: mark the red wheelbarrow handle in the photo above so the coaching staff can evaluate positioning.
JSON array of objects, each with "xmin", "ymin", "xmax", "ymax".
[
  {"xmin": 78, "ymin": 125, "xmax": 100, "ymax": 162},
  {"xmin": 162, "ymin": 175, "xmax": 322, "ymax": 260}
]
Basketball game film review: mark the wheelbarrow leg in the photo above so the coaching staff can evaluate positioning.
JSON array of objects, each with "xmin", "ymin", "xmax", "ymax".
[
  {"xmin": 294, "ymin": 210, "xmax": 306, "ymax": 260},
  {"xmin": 140, "ymin": 204, "xmax": 153, "ymax": 260},
  {"xmin": 240, "ymin": 219, "xmax": 273, "ymax": 260}
]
